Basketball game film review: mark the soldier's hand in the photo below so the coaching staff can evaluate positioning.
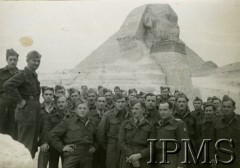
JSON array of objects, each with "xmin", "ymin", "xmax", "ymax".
[
  {"xmin": 129, "ymin": 153, "xmax": 142, "ymax": 162},
  {"xmin": 62, "ymin": 144, "xmax": 76, "ymax": 153},
  {"xmin": 40, "ymin": 143, "xmax": 49, "ymax": 152},
  {"xmin": 89, "ymin": 146, "xmax": 96, "ymax": 153},
  {"xmin": 18, "ymin": 99, "xmax": 26, "ymax": 108}
]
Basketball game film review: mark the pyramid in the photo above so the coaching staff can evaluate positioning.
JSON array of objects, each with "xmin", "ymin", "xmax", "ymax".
[{"xmin": 74, "ymin": 4, "xmax": 210, "ymax": 95}]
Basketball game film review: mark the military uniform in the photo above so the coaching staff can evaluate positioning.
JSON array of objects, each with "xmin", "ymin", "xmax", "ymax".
[
  {"xmin": 144, "ymin": 109, "xmax": 161, "ymax": 125},
  {"xmin": 0, "ymin": 66, "xmax": 19, "ymax": 139},
  {"xmin": 155, "ymin": 116, "xmax": 189, "ymax": 168},
  {"xmin": 106, "ymin": 103, "xmax": 115, "ymax": 111},
  {"xmin": 38, "ymin": 105, "xmax": 71, "ymax": 168},
  {"xmin": 118, "ymin": 118, "xmax": 155, "ymax": 168},
  {"xmin": 97, "ymin": 108, "xmax": 132, "ymax": 168},
  {"xmin": 49, "ymin": 116, "xmax": 98, "ymax": 168},
  {"xmin": 214, "ymin": 113, "xmax": 240, "ymax": 168},
  {"xmin": 88, "ymin": 108, "xmax": 108, "ymax": 168},
  {"xmin": 3, "ymin": 67, "xmax": 41, "ymax": 158},
  {"xmin": 173, "ymin": 108, "xmax": 198, "ymax": 149}
]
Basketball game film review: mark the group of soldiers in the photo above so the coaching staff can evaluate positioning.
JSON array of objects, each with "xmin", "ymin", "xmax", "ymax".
[{"xmin": 0, "ymin": 49, "xmax": 239, "ymax": 168}]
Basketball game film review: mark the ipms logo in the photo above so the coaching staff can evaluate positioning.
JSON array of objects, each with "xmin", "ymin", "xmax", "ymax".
[{"xmin": 148, "ymin": 139, "xmax": 235, "ymax": 165}]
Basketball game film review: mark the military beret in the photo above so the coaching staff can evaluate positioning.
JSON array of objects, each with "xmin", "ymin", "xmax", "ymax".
[
  {"xmin": 26, "ymin": 50, "xmax": 41, "ymax": 61},
  {"xmin": 98, "ymin": 85, "xmax": 103, "ymax": 90},
  {"xmin": 193, "ymin": 96, "xmax": 202, "ymax": 102},
  {"xmin": 55, "ymin": 85, "xmax": 65, "ymax": 92},
  {"xmin": 160, "ymin": 86, "xmax": 170, "ymax": 91},
  {"xmin": 41, "ymin": 86, "xmax": 54, "ymax": 94},
  {"xmin": 176, "ymin": 92, "xmax": 189, "ymax": 101},
  {"xmin": 128, "ymin": 88, "xmax": 137, "ymax": 95},
  {"xmin": 114, "ymin": 93, "xmax": 126, "ymax": 101},
  {"xmin": 67, "ymin": 88, "xmax": 79, "ymax": 96},
  {"xmin": 103, "ymin": 88, "xmax": 112, "ymax": 95},
  {"xmin": 114, "ymin": 86, "xmax": 120, "ymax": 90},
  {"xmin": 222, "ymin": 95, "xmax": 236, "ymax": 107},
  {"xmin": 87, "ymin": 88, "xmax": 98, "ymax": 96},
  {"xmin": 6, "ymin": 48, "xmax": 19, "ymax": 58},
  {"xmin": 130, "ymin": 99, "xmax": 145, "ymax": 108},
  {"xmin": 203, "ymin": 102, "xmax": 216, "ymax": 111},
  {"xmin": 139, "ymin": 91, "xmax": 146, "ymax": 97}
]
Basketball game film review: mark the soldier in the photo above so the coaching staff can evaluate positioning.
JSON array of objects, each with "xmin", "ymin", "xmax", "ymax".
[
  {"xmin": 144, "ymin": 93, "xmax": 161, "ymax": 124},
  {"xmin": 88, "ymin": 96, "xmax": 108, "ymax": 168},
  {"xmin": 128, "ymin": 89, "xmax": 138, "ymax": 101},
  {"xmin": 121, "ymin": 90, "xmax": 128, "ymax": 97},
  {"xmin": 49, "ymin": 102, "xmax": 98, "ymax": 168},
  {"xmin": 212, "ymin": 96, "xmax": 223, "ymax": 116},
  {"xmin": 98, "ymin": 85, "xmax": 104, "ymax": 96},
  {"xmin": 118, "ymin": 100, "xmax": 155, "ymax": 168},
  {"xmin": 38, "ymin": 86, "xmax": 55, "ymax": 168},
  {"xmin": 98, "ymin": 94, "xmax": 132, "ymax": 168},
  {"xmin": 191, "ymin": 97, "xmax": 205, "ymax": 122},
  {"xmin": 173, "ymin": 93, "xmax": 198, "ymax": 151},
  {"xmin": 155, "ymin": 101, "xmax": 189, "ymax": 168},
  {"xmin": 3, "ymin": 50, "xmax": 42, "ymax": 158},
  {"xmin": 104, "ymin": 89, "xmax": 115, "ymax": 111},
  {"xmin": 114, "ymin": 86, "xmax": 121, "ymax": 95},
  {"xmin": 54, "ymin": 85, "xmax": 66, "ymax": 104},
  {"xmin": 39, "ymin": 96, "xmax": 72, "ymax": 168},
  {"xmin": 81, "ymin": 85, "xmax": 88, "ymax": 100},
  {"xmin": 213, "ymin": 95, "xmax": 240, "ymax": 168},
  {"xmin": 168, "ymin": 95, "xmax": 176, "ymax": 111},
  {"xmin": 87, "ymin": 89, "xmax": 98, "ymax": 110},
  {"xmin": 67, "ymin": 88, "xmax": 85, "ymax": 111},
  {"xmin": 198, "ymin": 103, "xmax": 216, "ymax": 168},
  {"xmin": 160, "ymin": 87, "xmax": 170, "ymax": 101},
  {"xmin": 0, "ymin": 49, "xmax": 19, "ymax": 139}
]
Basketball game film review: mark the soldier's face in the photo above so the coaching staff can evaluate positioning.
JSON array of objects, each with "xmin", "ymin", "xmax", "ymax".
[
  {"xmin": 7, "ymin": 56, "xmax": 18, "ymax": 68},
  {"xmin": 105, "ymin": 92, "xmax": 113, "ymax": 103},
  {"xmin": 176, "ymin": 98, "xmax": 188, "ymax": 111},
  {"xmin": 145, "ymin": 96, "xmax": 157, "ymax": 110},
  {"xmin": 57, "ymin": 97, "xmax": 67, "ymax": 110},
  {"xmin": 121, "ymin": 91, "xmax": 127, "ymax": 97},
  {"xmin": 159, "ymin": 103, "xmax": 172, "ymax": 120},
  {"xmin": 71, "ymin": 92, "xmax": 80, "ymax": 102},
  {"xmin": 82, "ymin": 86, "xmax": 88, "ymax": 93},
  {"xmin": 75, "ymin": 103, "xmax": 89, "ymax": 118},
  {"xmin": 98, "ymin": 88, "xmax": 104, "ymax": 96},
  {"xmin": 28, "ymin": 58, "xmax": 41, "ymax": 70},
  {"xmin": 161, "ymin": 89, "xmax": 169, "ymax": 98},
  {"xmin": 131, "ymin": 103, "xmax": 144, "ymax": 119},
  {"xmin": 193, "ymin": 101, "xmax": 202, "ymax": 110},
  {"xmin": 87, "ymin": 93, "xmax": 97, "ymax": 105},
  {"xmin": 168, "ymin": 97, "xmax": 176, "ymax": 105},
  {"xmin": 222, "ymin": 100, "xmax": 235, "ymax": 115},
  {"xmin": 216, "ymin": 107, "xmax": 223, "ymax": 116},
  {"xmin": 129, "ymin": 92, "xmax": 137, "ymax": 101},
  {"xmin": 213, "ymin": 100, "xmax": 221, "ymax": 108},
  {"xmin": 43, "ymin": 90, "xmax": 54, "ymax": 103},
  {"xmin": 56, "ymin": 89, "xmax": 65, "ymax": 97},
  {"xmin": 205, "ymin": 106, "xmax": 214, "ymax": 118},
  {"xmin": 115, "ymin": 98, "xmax": 126, "ymax": 111},
  {"xmin": 96, "ymin": 97, "xmax": 107, "ymax": 110},
  {"xmin": 114, "ymin": 89, "xmax": 121, "ymax": 95}
]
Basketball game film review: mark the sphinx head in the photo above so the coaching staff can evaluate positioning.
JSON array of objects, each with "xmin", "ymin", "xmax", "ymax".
[{"xmin": 142, "ymin": 4, "xmax": 180, "ymax": 43}]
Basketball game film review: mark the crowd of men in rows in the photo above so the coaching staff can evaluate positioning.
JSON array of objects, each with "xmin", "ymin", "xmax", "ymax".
[{"xmin": 0, "ymin": 49, "xmax": 239, "ymax": 168}]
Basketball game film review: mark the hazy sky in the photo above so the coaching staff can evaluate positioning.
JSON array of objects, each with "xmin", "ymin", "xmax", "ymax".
[{"xmin": 0, "ymin": 0, "xmax": 240, "ymax": 73}]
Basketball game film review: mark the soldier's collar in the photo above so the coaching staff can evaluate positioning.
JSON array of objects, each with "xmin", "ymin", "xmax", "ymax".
[
  {"xmin": 158, "ymin": 116, "xmax": 174, "ymax": 126},
  {"xmin": 175, "ymin": 108, "xmax": 190, "ymax": 118},
  {"xmin": 24, "ymin": 66, "xmax": 38, "ymax": 77},
  {"xmin": 222, "ymin": 112, "xmax": 237, "ymax": 124}
]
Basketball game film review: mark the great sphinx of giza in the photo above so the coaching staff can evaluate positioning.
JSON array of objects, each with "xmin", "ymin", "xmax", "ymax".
[{"xmin": 74, "ymin": 4, "xmax": 212, "ymax": 96}]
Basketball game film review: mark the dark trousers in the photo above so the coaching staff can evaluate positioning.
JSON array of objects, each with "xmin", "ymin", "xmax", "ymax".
[
  {"xmin": 38, "ymin": 146, "xmax": 63, "ymax": 168},
  {"xmin": 63, "ymin": 145, "xmax": 93, "ymax": 168},
  {"xmin": 106, "ymin": 140, "xmax": 120, "ymax": 168},
  {"xmin": 92, "ymin": 146, "xmax": 106, "ymax": 168},
  {"xmin": 0, "ymin": 97, "xmax": 18, "ymax": 140},
  {"xmin": 15, "ymin": 100, "xmax": 41, "ymax": 158}
]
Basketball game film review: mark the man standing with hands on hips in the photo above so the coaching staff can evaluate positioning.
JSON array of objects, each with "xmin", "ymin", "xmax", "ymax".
[{"xmin": 4, "ymin": 50, "xmax": 42, "ymax": 158}]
